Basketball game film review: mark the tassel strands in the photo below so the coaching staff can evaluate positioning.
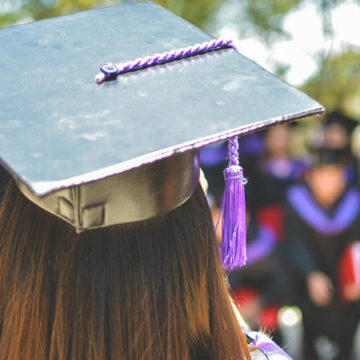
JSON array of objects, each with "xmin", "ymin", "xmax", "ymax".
[{"xmin": 220, "ymin": 137, "xmax": 247, "ymax": 270}]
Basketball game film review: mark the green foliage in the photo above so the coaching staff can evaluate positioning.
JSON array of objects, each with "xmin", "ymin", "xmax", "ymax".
[
  {"xmin": 0, "ymin": 0, "xmax": 225, "ymax": 30},
  {"xmin": 23, "ymin": 0, "xmax": 100, "ymax": 20},
  {"xmin": 153, "ymin": 0, "xmax": 225, "ymax": 28},
  {"xmin": 0, "ymin": 12, "xmax": 26, "ymax": 29},
  {"xmin": 245, "ymin": 0, "xmax": 300, "ymax": 40},
  {"xmin": 302, "ymin": 47, "xmax": 360, "ymax": 119},
  {"xmin": 0, "ymin": 0, "xmax": 117, "ymax": 27}
]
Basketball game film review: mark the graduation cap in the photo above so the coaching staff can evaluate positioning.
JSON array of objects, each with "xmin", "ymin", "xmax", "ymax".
[{"xmin": 0, "ymin": 2, "xmax": 323, "ymax": 268}]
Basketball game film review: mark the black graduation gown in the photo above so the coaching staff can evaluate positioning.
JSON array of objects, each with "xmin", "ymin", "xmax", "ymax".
[
  {"xmin": 283, "ymin": 184, "xmax": 360, "ymax": 359},
  {"xmin": 229, "ymin": 221, "xmax": 289, "ymax": 307}
]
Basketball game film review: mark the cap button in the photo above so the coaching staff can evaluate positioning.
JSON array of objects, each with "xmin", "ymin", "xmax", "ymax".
[{"xmin": 100, "ymin": 63, "xmax": 119, "ymax": 76}]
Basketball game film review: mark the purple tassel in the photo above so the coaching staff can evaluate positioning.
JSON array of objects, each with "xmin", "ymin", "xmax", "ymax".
[{"xmin": 220, "ymin": 137, "xmax": 247, "ymax": 270}]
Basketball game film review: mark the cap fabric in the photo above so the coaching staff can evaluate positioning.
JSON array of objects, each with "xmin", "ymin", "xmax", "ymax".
[{"xmin": 0, "ymin": 2, "xmax": 324, "ymax": 232}]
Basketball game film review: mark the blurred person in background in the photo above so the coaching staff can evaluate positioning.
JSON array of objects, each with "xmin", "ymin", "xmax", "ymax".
[
  {"xmin": 252, "ymin": 123, "xmax": 308, "ymax": 241},
  {"xmin": 283, "ymin": 146, "xmax": 360, "ymax": 360},
  {"xmin": 323, "ymin": 111, "xmax": 359, "ymax": 185},
  {"xmin": 228, "ymin": 208, "xmax": 289, "ymax": 344}
]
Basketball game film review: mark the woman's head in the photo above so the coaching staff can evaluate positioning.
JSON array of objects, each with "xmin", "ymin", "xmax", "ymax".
[
  {"xmin": 306, "ymin": 148, "xmax": 348, "ymax": 208},
  {"xmin": 0, "ymin": 180, "xmax": 250, "ymax": 360},
  {"xmin": 306, "ymin": 163, "xmax": 346, "ymax": 209},
  {"xmin": 264, "ymin": 124, "xmax": 292, "ymax": 158}
]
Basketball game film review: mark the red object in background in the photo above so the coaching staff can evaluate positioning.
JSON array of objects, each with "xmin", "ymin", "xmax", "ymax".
[
  {"xmin": 233, "ymin": 288, "xmax": 279, "ymax": 331},
  {"xmin": 259, "ymin": 305, "xmax": 279, "ymax": 330},
  {"xmin": 338, "ymin": 241, "xmax": 360, "ymax": 303},
  {"xmin": 233, "ymin": 288, "xmax": 258, "ymax": 307},
  {"xmin": 256, "ymin": 205, "xmax": 285, "ymax": 241}
]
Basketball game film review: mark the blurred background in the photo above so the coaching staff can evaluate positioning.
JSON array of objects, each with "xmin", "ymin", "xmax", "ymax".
[{"xmin": 1, "ymin": 0, "xmax": 360, "ymax": 359}]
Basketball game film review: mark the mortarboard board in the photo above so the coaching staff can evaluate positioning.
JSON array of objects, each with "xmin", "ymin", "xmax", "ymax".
[{"xmin": 0, "ymin": 2, "xmax": 324, "ymax": 238}]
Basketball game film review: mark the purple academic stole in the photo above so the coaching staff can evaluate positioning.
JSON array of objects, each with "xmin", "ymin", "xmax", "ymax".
[
  {"xmin": 287, "ymin": 185, "xmax": 360, "ymax": 235},
  {"xmin": 247, "ymin": 331, "xmax": 293, "ymax": 359}
]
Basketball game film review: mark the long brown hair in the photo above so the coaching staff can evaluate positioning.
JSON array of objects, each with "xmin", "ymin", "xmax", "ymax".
[{"xmin": 0, "ymin": 180, "xmax": 250, "ymax": 360}]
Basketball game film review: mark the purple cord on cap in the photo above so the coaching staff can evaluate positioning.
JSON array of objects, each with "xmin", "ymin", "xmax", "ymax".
[
  {"xmin": 219, "ymin": 137, "xmax": 247, "ymax": 270},
  {"xmin": 95, "ymin": 38, "xmax": 237, "ymax": 83}
]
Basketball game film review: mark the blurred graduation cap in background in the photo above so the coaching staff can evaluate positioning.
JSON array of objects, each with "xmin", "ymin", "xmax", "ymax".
[
  {"xmin": 324, "ymin": 111, "xmax": 358, "ymax": 136},
  {"xmin": 0, "ymin": 2, "xmax": 323, "ymax": 268}
]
